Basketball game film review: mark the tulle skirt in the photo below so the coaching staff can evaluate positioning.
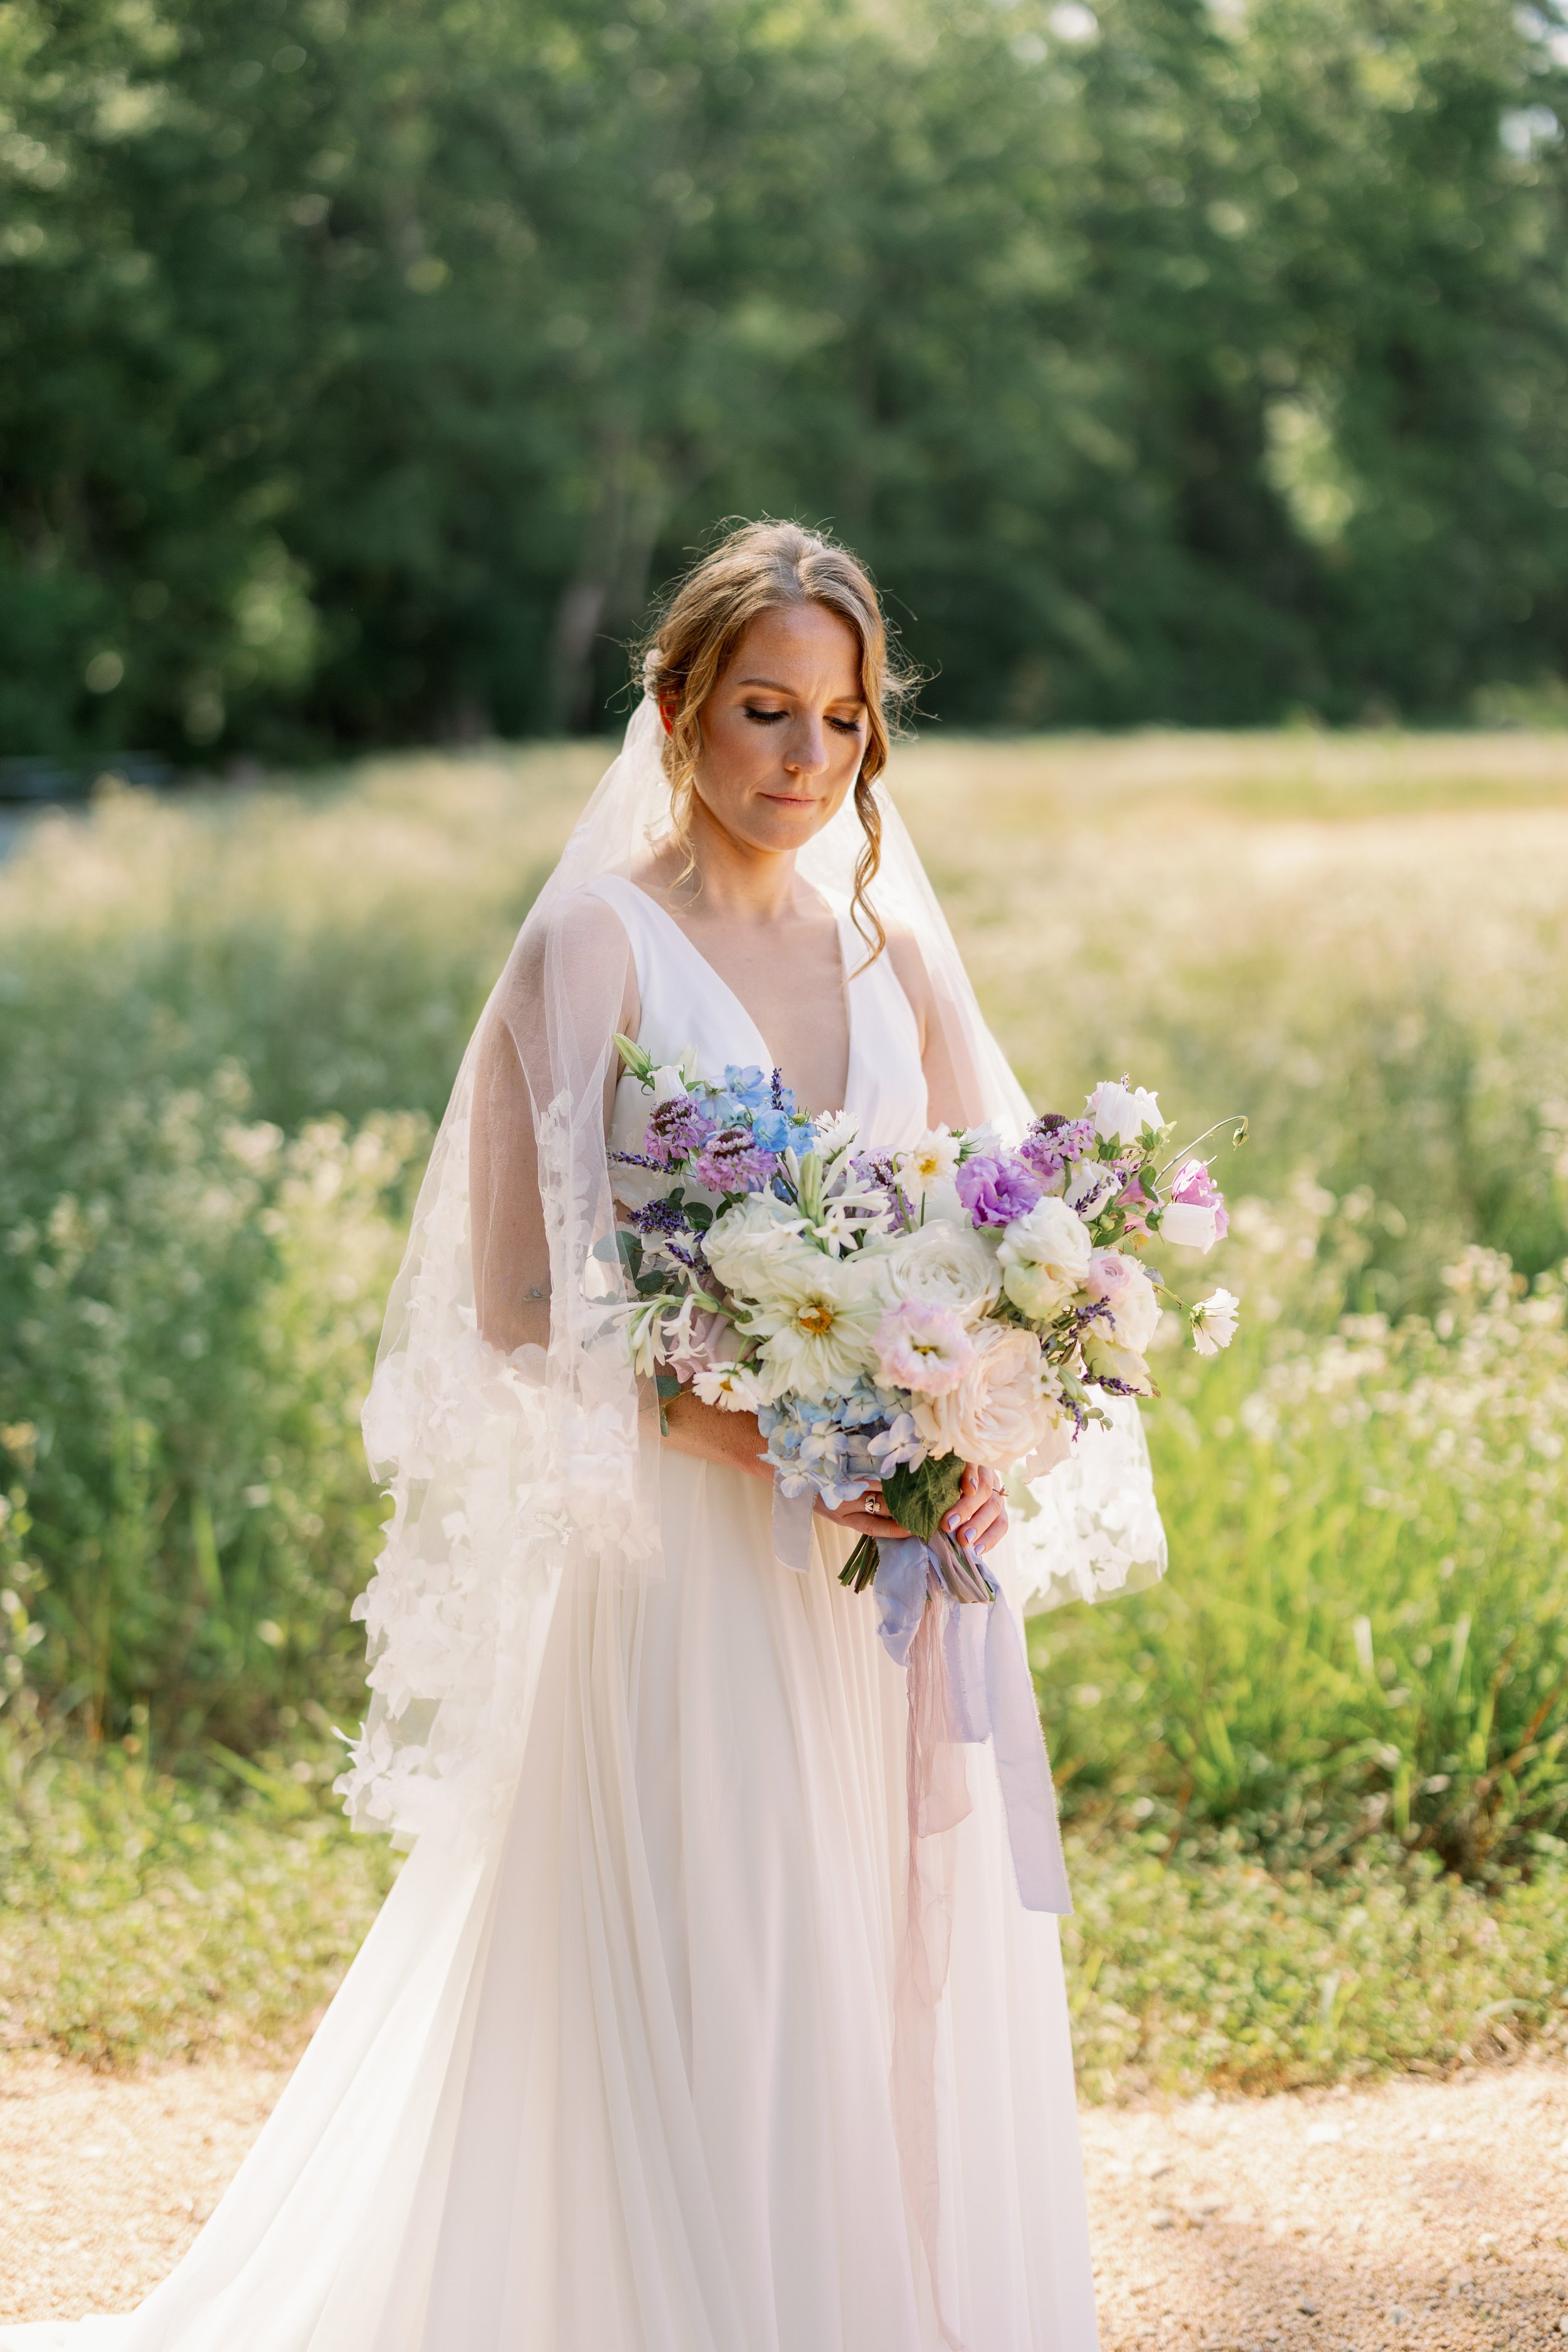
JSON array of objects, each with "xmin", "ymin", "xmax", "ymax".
[{"xmin": 3, "ymin": 1453, "xmax": 1098, "ymax": 2352}]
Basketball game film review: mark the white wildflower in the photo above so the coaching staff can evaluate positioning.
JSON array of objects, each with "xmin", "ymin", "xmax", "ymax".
[
  {"xmin": 1161, "ymin": 1200, "xmax": 1220, "ymax": 1253},
  {"xmin": 1087, "ymin": 1078, "xmax": 1162, "ymax": 1145},
  {"xmin": 692, "ymin": 1361, "xmax": 769, "ymax": 1411},
  {"xmin": 1191, "ymin": 1287, "xmax": 1241, "ymax": 1356},
  {"xmin": 896, "ymin": 1126, "xmax": 961, "ymax": 1197}
]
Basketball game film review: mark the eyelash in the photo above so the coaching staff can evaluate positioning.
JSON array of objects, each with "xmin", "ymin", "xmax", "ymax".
[{"xmin": 743, "ymin": 704, "xmax": 863, "ymax": 736}]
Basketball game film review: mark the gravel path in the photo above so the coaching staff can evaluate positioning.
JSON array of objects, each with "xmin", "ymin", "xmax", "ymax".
[{"xmin": 2, "ymin": 2054, "xmax": 1565, "ymax": 2344}]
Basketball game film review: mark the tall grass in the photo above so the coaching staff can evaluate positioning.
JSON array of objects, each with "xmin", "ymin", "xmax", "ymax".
[
  {"xmin": 1035, "ymin": 1200, "xmax": 1568, "ymax": 1877},
  {"xmin": 2, "ymin": 731, "xmax": 1567, "ymax": 1878}
]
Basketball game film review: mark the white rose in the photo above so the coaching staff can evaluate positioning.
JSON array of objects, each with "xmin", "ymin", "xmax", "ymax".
[
  {"xmin": 1088, "ymin": 1079, "xmax": 1162, "ymax": 1146},
  {"xmin": 1160, "ymin": 1200, "xmax": 1219, "ymax": 1253},
  {"xmin": 913, "ymin": 1322, "xmax": 1059, "ymax": 1477},
  {"xmin": 995, "ymin": 1195, "xmax": 1093, "ymax": 1321},
  {"xmin": 703, "ymin": 1192, "xmax": 812, "ymax": 1300},
  {"xmin": 882, "ymin": 1216, "xmax": 1001, "ymax": 1318}
]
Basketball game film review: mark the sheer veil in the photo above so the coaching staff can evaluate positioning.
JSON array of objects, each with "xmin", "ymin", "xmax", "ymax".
[{"xmin": 334, "ymin": 694, "xmax": 1165, "ymax": 1854}]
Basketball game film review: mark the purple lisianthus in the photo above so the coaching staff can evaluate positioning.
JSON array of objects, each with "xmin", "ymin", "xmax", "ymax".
[
  {"xmin": 956, "ymin": 1152, "xmax": 1043, "ymax": 1228},
  {"xmin": 693, "ymin": 1123, "xmax": 780, "ymax": 1195},
  {"xmin": 642, "ymin": 1093, "xmax": 718, "ymax": 1168}
]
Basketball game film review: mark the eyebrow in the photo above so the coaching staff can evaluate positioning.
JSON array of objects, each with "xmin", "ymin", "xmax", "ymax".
[{"xmin": 736, "ymin": 675, "xmax": 866, "ymax": 703}]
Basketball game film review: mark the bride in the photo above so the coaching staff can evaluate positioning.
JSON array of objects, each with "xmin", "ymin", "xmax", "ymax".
[{"xmin": 7, "ymin": 522, "xmax": 1163, "ymax": 2352}]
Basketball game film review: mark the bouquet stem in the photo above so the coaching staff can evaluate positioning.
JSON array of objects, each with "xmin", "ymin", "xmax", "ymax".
[{"xmin": 840, "ymin": 1533, "xmax": 881, "ymax": 1594}]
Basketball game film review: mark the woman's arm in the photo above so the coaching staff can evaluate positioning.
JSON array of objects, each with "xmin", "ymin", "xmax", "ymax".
[
  {"xmin": 470, "ymin": 895, "xmax": 640, "ymax": 1354},
  {"xmin": 885, "ymin": 924, "xmax": 989, "ymax": 1130}
]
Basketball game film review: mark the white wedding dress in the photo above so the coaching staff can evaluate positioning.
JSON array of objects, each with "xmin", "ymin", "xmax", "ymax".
[{"xmin": 5, "ymin": 875, "xmax": 1104, "ymax": 2352}]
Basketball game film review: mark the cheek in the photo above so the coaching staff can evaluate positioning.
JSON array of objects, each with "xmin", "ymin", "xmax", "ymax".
[{"xmin": 693, "ymin": 706, "xmax": 768, "ymax": 815}]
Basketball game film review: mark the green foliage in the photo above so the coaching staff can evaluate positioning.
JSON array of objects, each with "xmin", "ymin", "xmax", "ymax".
[
  {"xmin": 898, "ymin": 731, "xmax": 1568, "ymax": 1301},
  {"xmin": 5, "ymin": 1718, "xmax": 1562, "ymax": 2089},
  {"xmin": 5, "ymin": 0, "xmax": 1568, "ymax": 758},
  {"xmin": 0, "ymin": 745, "xmax": 593, "ymax": 1751},
  {"xmin": 0, "ymin": 1725, "xmax": 396, "ymax": 2065},
  {"xmin": 0, "ymin": 1095, "xmax": 422, "ymax": 1751},
  {"xmin": 1036, "ymin": 1207, "xmax": 1568, "ymax": 1877},
  {"xmin": 1063, "ymin": 1825, "xmax": 1568, "ymax": 2099}
]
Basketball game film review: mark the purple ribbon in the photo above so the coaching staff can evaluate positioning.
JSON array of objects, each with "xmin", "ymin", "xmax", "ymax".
[{"xmin": 871, "ymin": 1535, "xmax": 1072, "ymax": 1917}]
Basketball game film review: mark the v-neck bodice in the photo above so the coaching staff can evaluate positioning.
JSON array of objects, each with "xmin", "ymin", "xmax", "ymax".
[{"xmin": 586, "ymin": 871, "xmax": 929, "ymax": 1148}]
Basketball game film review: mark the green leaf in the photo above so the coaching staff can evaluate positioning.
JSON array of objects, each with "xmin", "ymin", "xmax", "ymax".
[{"xmin": 881, "ymin": 1453, "xmax": 965, "ymax": 1544}]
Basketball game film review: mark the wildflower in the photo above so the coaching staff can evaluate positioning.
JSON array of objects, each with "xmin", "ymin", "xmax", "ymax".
[
  {"xmin": 642, "ymin": 1093, "xmax": 718, "ymax": 1167},
  {"xmin": 1019, "ymin": 1113, "xmax": 1096, "ymax": 1190},
  {"xmin": 897, "ymin": 1126, "xmax": 962, "ymax": 1197},
  {"xmin": 1161, "ymin": 1158, "xmax": 1230, "ymax": 1253},
  {"xmin": 693, "ymin": 1123, "xmax": 780, "ymax": 1195},
  {"xmin": 1191, "ymin": 1287, "xmax": 1241, "ymax": 1355},
  {"xmin": 1087, "ymin": 1077, "xmax": 1163, "ymax": 1146}
]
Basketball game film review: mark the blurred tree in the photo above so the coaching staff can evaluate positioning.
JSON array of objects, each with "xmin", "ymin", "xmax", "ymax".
[{"xmin": 2, "ymin": 0, "xmax": 1565, "ymax": 755}]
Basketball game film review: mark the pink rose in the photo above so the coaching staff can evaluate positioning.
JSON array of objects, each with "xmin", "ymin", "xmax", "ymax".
[{"xmin": 1083, "ymin": 1249, "xmax": 1160, "ymax": 1352}]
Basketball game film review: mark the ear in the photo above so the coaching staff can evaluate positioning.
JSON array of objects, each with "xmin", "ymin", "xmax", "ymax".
[{"xmin": 657, "ymin": 691, "xmax": 679, "ymax": 738}]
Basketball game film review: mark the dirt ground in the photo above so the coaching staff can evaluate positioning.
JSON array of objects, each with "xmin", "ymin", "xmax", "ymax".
[{"xmin": 1, "ymin": 2053, "xmax": 1565, "ymax": 2346}]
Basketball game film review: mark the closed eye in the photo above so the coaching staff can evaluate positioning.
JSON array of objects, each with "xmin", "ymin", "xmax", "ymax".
[{"xmin": 741, "ymin": 702, "xmax": 865, "ymax": 735}]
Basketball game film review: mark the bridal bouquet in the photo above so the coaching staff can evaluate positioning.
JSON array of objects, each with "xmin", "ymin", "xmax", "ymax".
[{"xmin": 605, "ymin": 1040, "xmax": 1242, "ymax": 1599}]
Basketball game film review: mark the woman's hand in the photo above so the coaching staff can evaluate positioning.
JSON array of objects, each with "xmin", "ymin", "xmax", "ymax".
[
  {"xmin": 941, "ymin": 1461, "xmax": 1008, "ymax": 1559},
  {"xmin": 814, "ymin": 1461, "xmax": 1009, "ymax": 1555},
  {"xmin": 814, "ymin": 1491, "xmax": 911, "ymax": 1544}
]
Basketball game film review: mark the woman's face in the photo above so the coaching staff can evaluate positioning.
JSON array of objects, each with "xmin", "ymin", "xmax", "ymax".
[{"xmin": 677, "ymin": 601, "xmax": 868, "ymax": 856}]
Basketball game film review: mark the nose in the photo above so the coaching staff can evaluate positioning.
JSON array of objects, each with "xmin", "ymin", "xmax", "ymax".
[{"xmin": 783, "ymin": 715, "xmax": 830, "ymax": 778}]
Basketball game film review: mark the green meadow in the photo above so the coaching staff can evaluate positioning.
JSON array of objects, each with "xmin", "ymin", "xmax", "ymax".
[{"xmin": 3, "ymin": 731, "xmax": 1567, "ymax": 2085}]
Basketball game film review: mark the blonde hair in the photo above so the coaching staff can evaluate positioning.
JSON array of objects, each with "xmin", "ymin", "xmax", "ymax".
[{"xmin": 638, "ymin": 519, "xmax": 915, "ymax": 960}]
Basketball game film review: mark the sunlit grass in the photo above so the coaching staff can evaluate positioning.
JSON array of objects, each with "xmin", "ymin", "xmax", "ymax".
[
  {"xmin": 0, "ymin": 1729, "xmax": 396, "ymax": 2067},
  {"xmin": 4, "ymin": 1726, "xmax": 1562, "ymax": 2094}
]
